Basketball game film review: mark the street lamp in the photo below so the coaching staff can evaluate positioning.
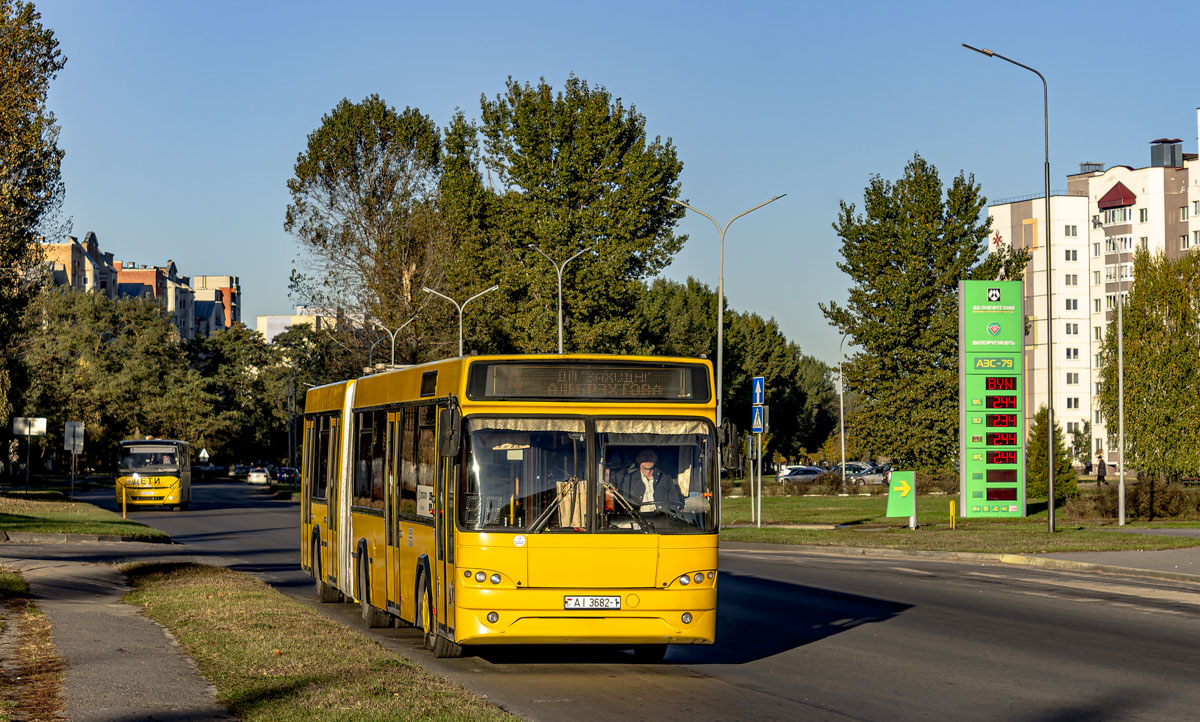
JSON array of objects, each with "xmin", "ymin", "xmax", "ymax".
[
  {"xmin": 374, "ymin": 315, "xmax": 417, "ymax": 367},
  {"xmin": 963, "ymin": 43, "xmax": 1055, "ymax": 532},
  {"xmin": 839, "ymin": 333, "xmax": 850, "ymax": 494},
  {"xmin": 422, "ymin": 286, "xmax": 500, "ymax": 357},
  {"xmin": 527, "ymin": 244, "xmax": 594, "ymax": 354},
  {"xmin": 1117, "ymin": 256, "xmax": 1128, "ymax": 526},
  {"xmin": 667, "ymin": 195, "xmax": 786, "ymax": 433}
]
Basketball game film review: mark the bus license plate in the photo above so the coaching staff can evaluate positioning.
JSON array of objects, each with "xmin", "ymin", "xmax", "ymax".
[{"xmin": 564, "ymin": 596, "xmax": 620, "ymax": 610}]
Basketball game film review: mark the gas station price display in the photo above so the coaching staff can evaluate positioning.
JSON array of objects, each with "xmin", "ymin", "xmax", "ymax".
[{"xmin": 958, "ymin": 280, "xmax": 1025, "ymax": 518}]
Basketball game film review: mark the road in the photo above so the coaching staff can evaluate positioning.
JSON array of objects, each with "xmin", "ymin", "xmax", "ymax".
[{"xmin": 70, "ymin": 482, "xmax": 1200, "ymax": 721}]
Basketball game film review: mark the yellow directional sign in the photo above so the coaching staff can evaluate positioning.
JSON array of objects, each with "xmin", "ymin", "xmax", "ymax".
[{"xmin": 886, "ymin": 471, "xmax": 916, "ymax": 518}]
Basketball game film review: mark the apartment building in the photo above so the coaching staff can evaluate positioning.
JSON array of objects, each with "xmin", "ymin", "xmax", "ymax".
[
  {"xmin": 192, "ymin": 275, "xmax": 241, "ymax": 329},
  {"xmin": 988, "ymin": 109, "xmax": 1200, "ymax": 465},
  {"xmin": 43, "ymin": 232, "xmax": 118, "ymax": 297}
]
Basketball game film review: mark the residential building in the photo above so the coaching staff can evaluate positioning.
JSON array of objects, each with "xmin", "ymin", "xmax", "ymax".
[
  {"xmin": 988, "ymin": 108, "xmax": 1200, "ymax": 466},
  {"xmin": 193, "ymin": 275, "xmax": 241, "ymax": 329},
  {"xmin": 44, "ymin": 231, "xmax": 118, "ymax": 298},
  {"xmin": 256, "ymin": 307, "xmax": 336, "ymax": 343}
]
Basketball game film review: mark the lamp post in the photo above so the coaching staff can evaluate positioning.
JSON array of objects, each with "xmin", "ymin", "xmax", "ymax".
[
  {"xmin": 839, "ymin": 333, "xmax": 850, "ymax": 494},
  {"xmin": 527, "ymin": 244, "xmax": 594, "ymax": 354},
  {"xmin": 963, "ymin": 43, "xmax": 1055, "ymax": 532},
  {"xmin": 667, "ymin": 195, "xmax": 786, "ymax": 433},
  {"xmin": 374, "ymin": 315, "xmax": 417, "ymax": 367},
  {"xmin": 422, "ymin": 286, "xmax": 500, "ymax": 357},
  {"xmin": 1117, "ymin": 256, "xmax": 1127, "ymax": 526}
]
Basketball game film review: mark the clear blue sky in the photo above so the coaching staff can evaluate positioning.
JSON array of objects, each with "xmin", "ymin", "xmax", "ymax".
[{"xmin": 36, "ymin": 0, "xmax": 1200, "ymax": 365}]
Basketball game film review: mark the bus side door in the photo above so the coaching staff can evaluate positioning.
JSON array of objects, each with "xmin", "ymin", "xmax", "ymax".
[
  {"xmin": 436, "ymin": 403, "xmax": 456, "ymax": 639},
  {"xmin": 301, "ymin": 418, "xmax": 314, "ymax": 571},
  {"xmin": 327, "ymin": 415, "xmax": 341, "ymax": 588}
]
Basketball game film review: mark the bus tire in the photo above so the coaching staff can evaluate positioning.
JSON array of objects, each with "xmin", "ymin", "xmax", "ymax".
[
  {"xmin": 417, "ymin": 573, "xmax": 434, "ymax": 650},
  {"xmin": 631, "ymin": 644, "xmax": 668, "ymax": 663},
  {"xmin": 431, "ymin": 631, "xmax": 463, "ymax": 658},
  {"xmin": 314, "ymin": 541, "xmax": 341, "ymax": 603},
  {"xmin": 172, "ymin": 502, "xmax": 188, "ymax": 512},
  {"xmin": 359, "ymin": 557, "xmax": 389, "ymax": 628}
]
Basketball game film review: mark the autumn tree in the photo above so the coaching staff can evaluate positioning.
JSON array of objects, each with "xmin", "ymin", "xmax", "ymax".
[
  {"xmin": 1025, "ymin": 405, "xmax": 1078, "ymax": 502},
  {"xmin": 820, "ymin": 153, "xmax": 1030, "ymax": 470},
  {"xmin": 285, "ymin": 95, "xmax": 453, "ymax": 363},
  {"xmin": 0, "ymin": 0, "xmax": 67, "ymax": 422}
]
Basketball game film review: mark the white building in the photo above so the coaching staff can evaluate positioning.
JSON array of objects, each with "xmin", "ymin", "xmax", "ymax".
[{"xmin": 987, "ymin": 108, "xmax": 1200, "ymax": 465}]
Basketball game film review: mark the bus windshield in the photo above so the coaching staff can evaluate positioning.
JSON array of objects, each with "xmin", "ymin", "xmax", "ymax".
[
  {"xmin": 119, "ymin": 445, "xmax": 180, "ymax": 472},
  {"xmin": 458, "ymin": 417, "xmax": 715, "ymax": 534}
]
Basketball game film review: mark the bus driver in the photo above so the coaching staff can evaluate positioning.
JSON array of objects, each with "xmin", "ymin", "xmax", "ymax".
[{"xmin": 612, "ymin": 449, "xmax": 683, "ymax": 513}]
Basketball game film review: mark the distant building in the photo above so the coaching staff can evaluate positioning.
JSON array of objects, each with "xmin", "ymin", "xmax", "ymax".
[
  {"xmin": 256, "ymin": 307, "xmax": 336, "ymax": 343},
  {"xmin": 986, "ymin": 108, "xmax": 1200, "ymax": 464},
  {"xmin": 44, "ymin": 231, "xmax": 117, "ymax": 298},
  {"xmin": 114, "ymin": 259, "xmax": 196, "ymax": 339},
  {"xmin": 193, "ymin": 275, "xmax": 241, "ymax": 328}
]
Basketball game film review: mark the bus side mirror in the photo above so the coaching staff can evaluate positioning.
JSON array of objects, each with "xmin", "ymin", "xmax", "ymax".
[{"xmin": 438, "ymin": 406, "xmax": 461, "ymax": 457}]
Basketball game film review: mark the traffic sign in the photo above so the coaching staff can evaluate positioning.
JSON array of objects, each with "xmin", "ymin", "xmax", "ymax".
[
  {"xmin": 751, "ymin": 376, "xmax": 765, "ymax": 405},
  {"xmin": 12, "ymin": 417, "xmax": 46, "ymax": 436},
  {"xmin": 886, "ymin": 470, "xmax": 915, "ymax": 518},
  {"xmin": 199, "ymin": 448, "xmax": 210, "ymax": 462},
  {"xmin": 751, "ymin": 405, "xmax": 765, "ymax": 434},
  {"xmin": 64, "ymin": 422, "xmax": 84, "ymax": 454}
]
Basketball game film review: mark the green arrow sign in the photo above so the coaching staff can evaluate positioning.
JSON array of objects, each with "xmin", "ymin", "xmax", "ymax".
[{"xmin": 886, "ymin": 470, "xmax": 915, "ymax": 518}]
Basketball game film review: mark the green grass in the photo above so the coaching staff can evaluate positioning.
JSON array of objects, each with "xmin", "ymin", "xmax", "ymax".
[
  {"xmin": 0, "ymin": 567, "xmax": 30, "ymax": 600},
  {"xmin": 0, "ymin": 492, "xmax": 169, "ymax": 540},
  {"xmin": 719, "ymin": 495, "xmax": 1200, "ymax": 554},
  {"xmin": 122, "ymin": 563, "xmax": 516, "ymax": 722}
]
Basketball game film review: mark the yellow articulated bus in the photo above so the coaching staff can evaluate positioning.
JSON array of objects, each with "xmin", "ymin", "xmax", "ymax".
[
  {"xmin": 300, "ymin": 354, "xmax": 719, "ymax": 660},
  {"xmin": 115, "ymin": 439, "xmax": 192, "ymax": 511}
]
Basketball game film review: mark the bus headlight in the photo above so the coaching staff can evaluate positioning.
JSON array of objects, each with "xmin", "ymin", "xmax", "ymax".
[
  {"xmin": 487, "ymin": 611, "xmax": 499, "ymax": 623},
  {"xmin": 681, "ymin": 612, "xmax": 693, "ymax": 624},
  {"xmin": 679, "ymin": 575, "xmax": 690, "ymax": 586},
  {"xmin": 694, "ymin": 573, "xmax": 704, "ymax": 584},
  {"xmin": 490, "ymin": 574, "xmax": 501, "ymax": 585},
  {"xmin": 475, "ymin": 571, "xmax": 486, "ymax": 582}
]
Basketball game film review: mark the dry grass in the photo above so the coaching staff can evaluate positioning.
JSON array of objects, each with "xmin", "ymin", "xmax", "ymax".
[
  {"xmin": 0, "ymin": 492, "xmax": 168, "ymax": 540},
  {"xmin": 122, "ymin": 562, "xmax": 516, "ymax": 722},
  {"xmin": 0, "ymin": 567, "xmax": 65, "ymax": 722}
]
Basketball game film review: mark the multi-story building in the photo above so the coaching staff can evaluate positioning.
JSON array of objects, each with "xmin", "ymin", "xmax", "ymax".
[
  {"xmin": 193, "ymin": 275, "xmax": 241, "ymax": 329},
  {"xmin": 115, "ymin": 260, "xmax": 199, "ymax": 340},
  {"xmin": 988, "ymin": 109, "xmax": 1200, "ymax": 466},
  {"xmin": 44, "ymin": 232, "xmax": 118, "ymax": 298},
  {"xmin": 256, "ymin": 307, "xmax": 335, "ymax": 343}
]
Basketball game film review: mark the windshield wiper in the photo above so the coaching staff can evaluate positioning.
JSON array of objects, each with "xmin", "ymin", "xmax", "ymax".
[
  {"xmin": 528, "ymin": 478, "xmax": 578, "ymax": 533},
  {"xmin": 599, "ymin": 479, "xmax": 653, "ymax": 532}
]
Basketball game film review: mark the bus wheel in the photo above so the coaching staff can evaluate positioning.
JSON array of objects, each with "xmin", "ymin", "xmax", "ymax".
[
  {"xmin": 431, "ymin": 631, "xmax": 463, "ymax": 658},
  {"xmin": 172, "ymin": 502, "xmax": 188, "ymax": 512},
  {"xmin": 314, "ymin": 542, "xmax": 341, "ymax": 603},
  {"xmin": 417, "ymin": 574, "xmax": 434, "ymax": 650},
  {"xmin": 631, "ymin": 644, "xmax": 668, "ymax": 663},
  {"xmin": 359, "ymin": 559, "xmax": 389, "ymax": 628}
]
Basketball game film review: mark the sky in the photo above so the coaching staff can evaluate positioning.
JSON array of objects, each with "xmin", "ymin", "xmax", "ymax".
[{"xmin": 33, "ymin": 0, "xmax": 1200, "ymax": 366}]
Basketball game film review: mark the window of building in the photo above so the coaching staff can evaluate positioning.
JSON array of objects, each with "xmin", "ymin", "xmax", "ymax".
[
  {"xmin": 1065, "ymin": 322, "xmax": 1079, "ymax": 335},
  {"xmin": 1194, "ymin": 200, "xmax": 1200, "ymax": 215},
  {"xmin": 1140, "ymin": 237, "xmax": 1148, "ymax": 250},
  {"xmin": 1095, "ymin": 411, "xmax": 1103, "ymax": 424},
  {"xmin": 1105, "ymin": 265, "xmax": 1116, "ymax": 281},
  {"xmin": 1063, "ymin": 225, "xmax": 1078, "ymax": 238},
  {"xmin": 1139, "ymin": 208, "xmax": 1148, "ymax": 223},
  {"xmin": 1067, "ymin": 397, "xmax": 1079, "ymax": 409},
  {"xmin": 1095, "ymin": 354, "xmax": 1103, "ymax": 367},
  {"xmin": 1093, "ymin": 270, "xmax": 1101, "ymax": 285},
  {"xmin": 1065, "ymin": 274, "xmax": 1078, "ymax": 286},
  {"xmin": 1065, "ymin": 298, "xmax": 1078, "ymax": 311},
  {"xmin": 1093, "ymin": 242, "xmax": 1101, "ymax": 257},
  {"xmin": 1096, "ymin": 382, "xmax": 1102, "ymax": 394},
  {"xmin": 1067, "ymin": 421, "xmax": 1079, "ymax": 434},
  {"xmin": 1094, "ymin": 298, "xmax": 1102, "ymax": 312},
  {"xmin": 1182, "ymin": 206, "xmax": 1189, "ymax": 222},
  {"xmin": 1064, "ymin": 248, "xmax": 1077, "ymax": 262},
  {"xmin": 1066, "ymin": 372, "xmax": 1079, "ymax": 385},
  {"xmin": 1066, "ymin": 347, "xmax": 1079, "ymax": 360},
  {"xmin": 1193, "ymin": 230, "xmax": 1200, "ymax": 249},
  {"xmin": 1184, "ymin": 235, "xmax": 1192, "ymax": 251},
  {"xmin": 1094, "ymin": 326, "xmax": 1102, "ymax": 340}
]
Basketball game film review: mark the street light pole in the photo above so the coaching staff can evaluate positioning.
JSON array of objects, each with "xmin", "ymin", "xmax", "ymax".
[
  {"xmin": 667, "ymin": 195, "xmax": 786, "ymax": 433},
  {"xmin": 1117, "ymin": 257, "xmax": 1127, "ymax": 526},
  {"xmin": 839, "ymin": 333, "xmax": 849, "ymax": 494},
  {"xmin": 423, "ymin": 286, "xmax": 500, "ymax": 357},
  {"xmin": 527, "ymin": 244, "xmax": 594, "ymax": 354},
  {"xmin": 374, "ymin": 316, "xmax": 417, "ymax": 366},
  {"xmin": 964, "ymin": 43, "xmax": 1055, "ymax": 532}
]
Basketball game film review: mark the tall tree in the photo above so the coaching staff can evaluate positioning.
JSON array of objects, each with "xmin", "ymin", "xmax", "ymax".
[
  {"xmin": 285, "ymin": 95, "xmax": 452, "ymax": 363},
  {"xmin": 0, "ymin": 0, "xmax": 66, "ymax": 423},
  {"xmin": 820, "ymin": 153, "xmax": 1030, "ymax": 469},
  {"xmin": 1096, "ymin": 248, "xmax": 1200, "ymax": 483},
  {"xmin": 443, "ymin": 76, "xmax": 686, "ymax": 354},
  {"xmin": 1025, "ymin": 405, "xmax": 1078, "ymax": 502}
]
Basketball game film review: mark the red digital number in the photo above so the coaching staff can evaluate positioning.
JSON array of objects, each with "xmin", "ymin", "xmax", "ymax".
[
  {"xmin": 986, "ymin": 377, "xmax": 1016, "ymax": 391},
  {"xmin": 986, "ymin": 395, "xmax": 1017, "ymax": 409},
  {"xmin": 987, "ymin": 450, "xmax": 1017, "ymax": 464},
  {"xmin": 986, "ymin": 414, "xmax": 1018, "ymax": 428},
  {"xmin": 987, "ymin": 432, "xmax": 1018, "ymax": 446}
]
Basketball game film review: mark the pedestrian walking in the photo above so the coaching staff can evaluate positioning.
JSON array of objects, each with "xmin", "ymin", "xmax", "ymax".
[{"xmin": 1096, "ymin": 452, "xmax": 1107, "ymax": 486}]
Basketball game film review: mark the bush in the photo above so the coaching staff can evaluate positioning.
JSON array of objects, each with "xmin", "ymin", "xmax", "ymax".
[
  {"xmin": 1126, "ymin": 477, "xmax": 1200, "ymax": 520},
  {"xmin": 915, "ymin": 469, "xmax": 956, "ymax": 495}
]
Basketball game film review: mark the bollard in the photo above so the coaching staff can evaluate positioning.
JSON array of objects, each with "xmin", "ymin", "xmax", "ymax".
[
  {"xmin": 122, "ymin": 484, "xmax": 127, "ymax": 519},
  {"xmin": 950, "ymin": 499, "xmax": 956, "ymax": 529}
]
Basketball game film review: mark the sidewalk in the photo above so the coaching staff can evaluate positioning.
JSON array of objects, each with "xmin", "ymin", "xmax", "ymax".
[{"xmin": 0, "ymin": 544, "xmax": 234, "ymax": 721}]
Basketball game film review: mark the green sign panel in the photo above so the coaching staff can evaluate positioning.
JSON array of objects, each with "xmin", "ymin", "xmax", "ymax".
[
  {"xmin": 958, "ymin": 280, "xmax": 1025, "ymax": 518},
  {"xmin": 886, "ymin": 470, "xmax": 915, "ymax": 518}
]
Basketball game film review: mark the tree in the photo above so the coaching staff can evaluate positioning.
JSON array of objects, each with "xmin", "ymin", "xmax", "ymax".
[
  {"xmin": 1070, "ymin": 419, "xmax": 1092, "ymax": 466},
  {"xmin": 1096, "ymin": 248, "xmax": 1200, "ymax": 483},
  {"xmin": 285, "ymin": 95, "xmax": 452, "ymax": 363},
  {"xmin": 1025, "ymin": 405, "xmax": 1078, "ymax": 502},
  {"xmin": 0, "ymin": 0, "xmax": 67, "ymax": 423},
  {"xmin": 442, "ymin": 76, "xmax": 686, "ymax": 354},
  {"xmin": 819, "ymin": 153, "xmax": 1030, "ymax": 470}
]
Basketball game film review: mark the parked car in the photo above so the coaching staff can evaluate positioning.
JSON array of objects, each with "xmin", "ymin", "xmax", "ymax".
[
  {"xmin": 850, "ymin": 463, "xmax": 891, "ymax": 485},
  {"xmin": 232, "ymin": 464, "xmax": 249, "ymax": 476},
  {"xmin": 246, "ymin": 467, "xmax": 270, "ymax": 485},
  {"xmin": 275, "ymin": 467, "xmax": 299, "ymax": 485},
  {"xmin": 778, "ymin": 465, "xmax": 824, "ymax": 483}
]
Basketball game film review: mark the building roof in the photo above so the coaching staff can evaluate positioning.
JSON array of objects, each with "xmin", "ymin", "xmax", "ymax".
[
  {"xmin": 1097, "ymin": 181, "xmax": 1136, "ymax": 210},
  {"xmin": 194, "ymin": 300, "xmax": 219, "ymax": 320}
]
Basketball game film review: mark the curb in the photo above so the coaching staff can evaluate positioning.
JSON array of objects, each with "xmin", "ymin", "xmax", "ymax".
[
  {"xmin": 0, "ymin": 531, "xmax": 174, "ymax": 545},
  {"xmin": 721, "ymin": 541, "xmax": 1200, "ymax": 585}
]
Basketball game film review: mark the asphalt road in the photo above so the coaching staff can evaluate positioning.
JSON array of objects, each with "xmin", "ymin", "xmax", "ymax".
[{"xmin": 73, "ymin": 482, "xmax": 1200, "ymax": 721}]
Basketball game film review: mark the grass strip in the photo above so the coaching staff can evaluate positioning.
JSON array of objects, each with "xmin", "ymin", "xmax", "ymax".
[
  {"xmin": 0, "ymin": 566, "xmax": 66, "ymax": 722},
  {"xmin": 720, "ymin": 496, "xmax": 1200, "ymax": 554},
  {"xmin": 0, "ymin": 492, "xmax": 168, "ymax": 540},
  {"xmin": 122, "ymin": 562, "xmax": 516, "ymax": 722}
]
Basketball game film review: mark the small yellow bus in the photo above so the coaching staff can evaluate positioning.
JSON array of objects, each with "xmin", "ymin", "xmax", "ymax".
[
  {"xmin": 301, "ymin": 354, "xmax": 719, "ymax": 660},
  {"xmin": 115, "ymin": 439, "xmax": 192, "ymax": 511}
]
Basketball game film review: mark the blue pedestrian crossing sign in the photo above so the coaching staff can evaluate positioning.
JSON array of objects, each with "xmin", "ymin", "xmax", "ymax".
[
  {"xmin": 751, "ymin": 405, "xmax": 765, "ymax": 433},
  {"xmin": 751, "ymin": 376, "xmax": 765, "ymax": 405}
]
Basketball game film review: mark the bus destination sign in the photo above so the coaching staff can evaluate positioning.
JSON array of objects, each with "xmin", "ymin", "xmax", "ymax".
[{"xmin": 467, "ymin": 362, "xmax": 711, "ymax": 403}]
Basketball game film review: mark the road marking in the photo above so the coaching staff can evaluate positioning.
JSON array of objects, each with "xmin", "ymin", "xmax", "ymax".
[
  {"xmin": 889, "ymin": 567, "xmax": 936, "ymax": 576},
  {"xmin": 966, "ymin": 571, "xmax": 1200, "ymax": 607}
]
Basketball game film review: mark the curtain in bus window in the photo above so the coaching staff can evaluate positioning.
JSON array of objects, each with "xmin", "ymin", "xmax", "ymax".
[
  {"xmin": 416, "ymin": 406, "xmax": 435, "ymax": 518},
  {"xmin": 399, "ymin": 407, "xmax": 418, "ymax": 515},
  {"xmin": 314, "ymin": 416, "xmax": 331, "ymax": 500},
  {"xmin": 370, "ymin": 409, "xmax": 386, "ymax": 510},
  {"xmin": 354, "ymin": 412, "xmax": 373, "ymax": 508}
]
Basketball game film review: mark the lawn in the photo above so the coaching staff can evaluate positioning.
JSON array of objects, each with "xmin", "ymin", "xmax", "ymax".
[
  {"xmin": 0, "ymin": 491, "xmax": 169, "ymax": 540},
  {"xmin": 719, "ymin": 494, "xmax": 1200, "ymax": 554},
  {"xmin": 122, "ymin": 563, "xmax": 515, "ymax": 722}
]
